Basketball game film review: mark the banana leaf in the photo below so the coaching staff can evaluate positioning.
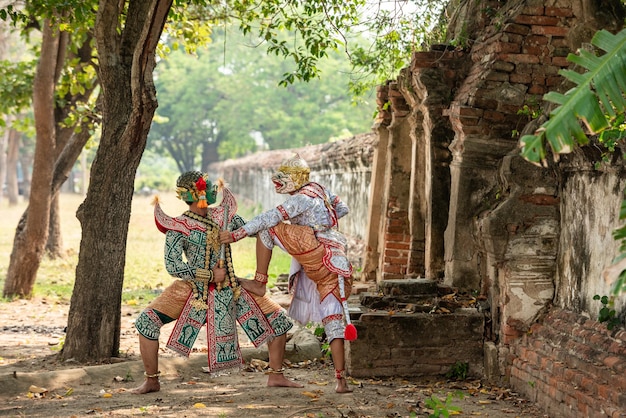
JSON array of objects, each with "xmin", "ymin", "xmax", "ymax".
[{"xmin": 520, "ymin": 29, "xmax": 626, "ymax": 166}]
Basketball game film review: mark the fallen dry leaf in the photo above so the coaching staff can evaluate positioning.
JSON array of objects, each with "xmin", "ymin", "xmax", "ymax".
[
  {"xmin": 301, "ymin": 391, "xmax": 321, "ymax": 399},
  {"xmin": 308, "ymin": 380, "xmax": 329, "ymax": 386}
]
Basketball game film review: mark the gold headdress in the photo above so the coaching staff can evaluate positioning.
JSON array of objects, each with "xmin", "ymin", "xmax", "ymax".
[
  {"xmin": 175, "ymin": 171, "xmax": 218, "ymax": 207},
  {"xmin": 276, "ymin": 153, "xmax": 310, "ymax": 190}
]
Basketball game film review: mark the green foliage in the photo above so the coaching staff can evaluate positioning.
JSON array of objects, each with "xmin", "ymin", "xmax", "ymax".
[
  {"xmin": 231, "ymin": 0, "xmax": 363, "ymax": 85},
  {"xmin": 347, "ymin": 1, "xmax": 448, "ymax": 95},
  {"xmin": 424, "ymin": 392, "xmax": 463, "ymax": 418},
  {"xmin": 307, "ymin": 323, "xmax": 331, "ymax": 358},
  {"xmin": 135, "ymin": 151, "xmax": 182, "ymax": 192},
  {"xmin": 149, "ymin": 27, "xmax": 375, "ymax": 164},
  {"xmin": 520, "ymin": 29, "xmax": 626, "ymax": 167},
  {"xmin": 445, "ymin": 361, "xmax": 469, "ymax": 380},
  {"xmin": 0, "ymin": 60, "xmax": 35, "ymax": 123},
  {"xmin": 593, "ymin": 295, "xmax": 622, "ymax": 330}
]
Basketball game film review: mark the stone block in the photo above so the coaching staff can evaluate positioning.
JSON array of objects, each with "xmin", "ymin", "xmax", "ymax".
[
  {"xmin": 379, "ymin": 278, "xmax": 438, "ymax": 296},
  {"xmin": 348, "ymin": 310, "xmax": 484, "ymax": 377}
]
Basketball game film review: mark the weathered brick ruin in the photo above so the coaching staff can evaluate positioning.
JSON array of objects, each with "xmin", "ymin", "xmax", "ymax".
[{"xmin": 210, "ymin": 0, "xmax": 626, "ymax": 416}]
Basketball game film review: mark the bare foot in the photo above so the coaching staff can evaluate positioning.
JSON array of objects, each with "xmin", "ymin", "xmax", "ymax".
[
  {"xmin": 267, "ymin": 373, "xmax": 304, "ymax": 388},
  {"xmin": 335, "ymin": 377, "xmax": 353, "ymax": 393},
  {"xmin": 239, "ymin": 278, "xmax": 266, "ymax": 297},
  {"xmin": 130, "ymin": 378, "xmax": 160, "ymax": 394}
]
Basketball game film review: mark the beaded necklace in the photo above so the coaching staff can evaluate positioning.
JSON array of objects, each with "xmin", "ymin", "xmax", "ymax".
[{"xmin": 183, "ymin": 211, "xmax": 240, "ymax": 309}]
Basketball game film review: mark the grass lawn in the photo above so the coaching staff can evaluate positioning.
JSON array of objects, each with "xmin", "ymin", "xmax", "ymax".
[{"xmin": 0, "ymin": 192, "xmax": 291, "ymax": 306}]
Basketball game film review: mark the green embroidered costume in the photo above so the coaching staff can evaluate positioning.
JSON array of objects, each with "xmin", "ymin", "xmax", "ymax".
[{"xmin": 135, "ymin": 172, "xmax": 293, "ymax": 373}]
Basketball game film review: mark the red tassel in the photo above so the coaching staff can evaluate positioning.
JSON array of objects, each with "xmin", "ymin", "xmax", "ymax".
[{"xmin": 344, "ymin": 323, "xmax": 357, "ymax": 341}]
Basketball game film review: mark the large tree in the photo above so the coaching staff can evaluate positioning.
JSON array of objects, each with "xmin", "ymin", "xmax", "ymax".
[
  {"xmin": 62, "ymin": 0, "xmax": 375, "ymax": 362},
  {"xmin": 2, "ymin": 4, "xmax": 99, "ymax": 297},
  {"xmin": 3, "ymin": 0, "xmax": 441, "ymax": 362},
  {"xmin": 4, "ymin": 17, "xmax": 64, "ymax": 297}
]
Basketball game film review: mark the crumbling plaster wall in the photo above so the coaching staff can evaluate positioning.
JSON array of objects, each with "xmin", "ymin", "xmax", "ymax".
[{"xmin": 556, "ymin": 152, "xmax": 626, "ymax": 315}]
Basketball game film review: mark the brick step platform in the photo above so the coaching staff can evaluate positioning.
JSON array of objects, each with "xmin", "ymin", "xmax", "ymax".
[{"xmin": 347, "ymin": 278, "xmax": 485, "ymax": 378}]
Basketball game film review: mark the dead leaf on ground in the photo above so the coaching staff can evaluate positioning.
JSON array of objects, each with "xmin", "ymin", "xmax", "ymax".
[
  {"xmin": 301, "ymin": 390, "xmax": 322, "ymax": 399},
  {"xmin": 308, "ymin": 380, "xmax": 329, "ymax": 386}
]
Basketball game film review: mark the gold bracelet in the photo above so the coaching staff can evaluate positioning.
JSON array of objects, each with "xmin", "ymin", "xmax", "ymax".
[
  {"xmin": 144, "ymin": 371, "xmax": 161, "ymax": 378},
  {"xmin": 265, "ymin": 367, "xmax": 285, "ymax": 375}
]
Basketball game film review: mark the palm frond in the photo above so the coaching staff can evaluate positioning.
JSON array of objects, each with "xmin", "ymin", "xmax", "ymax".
[{"xmin": 520, "ymin": 29, "xmax": 626, "ymax": 166}]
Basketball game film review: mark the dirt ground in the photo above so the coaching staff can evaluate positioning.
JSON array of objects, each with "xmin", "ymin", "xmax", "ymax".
[{"xmin": 0, "ymin": 297, "xmax": 550, "ymax": 418}]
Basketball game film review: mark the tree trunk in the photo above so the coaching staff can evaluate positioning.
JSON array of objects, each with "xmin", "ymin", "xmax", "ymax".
[
  {"xmin": 18, "ymin": 149, "xmax": 32, "ymax": 200},
  {"xmin": 3, "ymin": 20, "xmax": 60, "ymax": 298},
  {"xmin": 0, "ymin": 117, "xmax": 11, "ymax": 206},
  {"xmin": 62, "ymin": 0, "xmax": 172, "ymax": 363},
  {"xmin": 202, "ymin": 140, "xmax": 219, "ymax": 171},
  {"xmin": 5, "ymin": 128, "xmax": 19, "ymax": 206},
  {"xmin": 45, "ymin": 193, "xmax": 64, "ymax": 257}
]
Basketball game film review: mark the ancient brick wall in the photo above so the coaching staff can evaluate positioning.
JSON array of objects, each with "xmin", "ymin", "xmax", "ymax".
[
  {"xmin": 510, "ymin": 308, "xmax": 626, "ymax": 417},
  {"xmin": 369, "ymin": 0, "xmax": 626, "ymax": 415}
]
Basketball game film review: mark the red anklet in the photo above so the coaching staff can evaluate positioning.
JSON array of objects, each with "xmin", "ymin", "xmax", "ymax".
[{"xmin": 254, "ymin": 271, "xmax": 269, "ymax": 284}]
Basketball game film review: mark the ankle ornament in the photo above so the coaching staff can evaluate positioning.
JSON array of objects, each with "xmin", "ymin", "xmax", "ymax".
[
  {"xmin": 254, "ymin": 271, "xmax": 269, "ymax": 284},
  {"xmin": 265, "ymin": 367, "xmax": 285, "ymax": 375},
  {"xmin": 144, "ymin": 371, "xmax": 161, "ymax": 378},
  {"xmin": 335, "ymin": 369, "xmax": 346, "ymax": 379}
]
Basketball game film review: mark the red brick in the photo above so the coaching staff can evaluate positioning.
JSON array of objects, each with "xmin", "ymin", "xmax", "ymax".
[
  {"xmin": 503, "ymin": 23, "xmax": 531, "ymax": 35},
  {"xmin": 525, "ymin": 34, "xmax": 550, "ymax": 46},
  {"xmin": 514, "ymin": 15, "xmax": 560, "ymax": 26},
  {"xmin": 497, "ymin": 42, "xmax": 522, "ymax": 53},
  {"xmin": 545, "ymin": 7, "xmax": 573, "ymax": 17},
  {"xmin": 459, "ymin": 125, "xmax": 490, "ymax": 135},
  {"xmin": 532, "ymin": 74, "xmax": 546, "ymax": 84},
  {"xmin": 484, "ymin": 110, "xmax": 506, "ymax": 122},
  {"xmin": 384, "ymin": 257, "xmax": 407, "ymax": 265},
  {"xmin": 485, "ymin": 71, "xmax": 510, "ymax": 82},
  {"xmin": 492, "ymin": 61, "xmax": 516, "ymax": 72},
  {"xmin": 531, "ymin": 25, "xmax": 569, "ymax": 37},
  {"xmin": 386, "ymin": 225, "xmax": 407, "ymax": 233},
  {"xmin": 580, "ymin": 376, "xmax": 597, "ymax": 394},
  {"xmin": 459, "ymin": 116, "xmax": 480, "ymax": 126},
  {"xmin": 522, "ymin": 45, "xmax": 549, "ymax": 55},
  {"xmin": 597, "ymin": 384, "xmax": 612, "ymax": 401},
  {"xmin": 603, "ymin": 356, "xmax": 621, "ymax": 368},
  {"xmin": 457, "ymin": 106, "xmax": 484, "ymax": 117},
  {"xmin": 528, "ymin": 84, "xmax": 547, "ymax": 95},
  {"xmin": 546, "ymin": 76, "xmax": 563, "ymax": 86},
  {"xmin": 472, "ymin": 97, "xmax": 499, "ymax": 109},
  {"xmin": 502, "ymin": 33, "xmax": 525, "ymax": 44},
  {"xmin": 510, "ymin": 73, "xmax": 532, "ymax": 84},
  {"xmin": 498, "ymin": 104, "xmax": 525, "ymax": 114},
  {"xmin": 384, "ymin": 249, "xmax": 401, "ymax": 257},
  {"xmin": 382, "ymin": 263, "xmax": 405, "ymax": 274},
  {"xmin": 497, "ymin": 53, "xmax": 541, "ymax": 64}
]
